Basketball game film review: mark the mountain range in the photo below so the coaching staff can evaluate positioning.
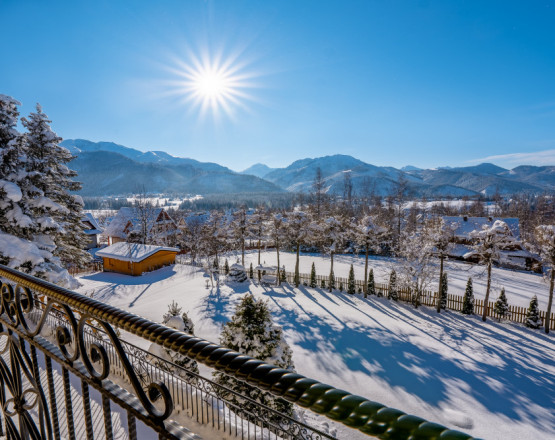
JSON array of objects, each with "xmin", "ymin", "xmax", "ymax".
[{"xmin": 61, "ymin": 139, "xmax": 555, "ymax": 197}]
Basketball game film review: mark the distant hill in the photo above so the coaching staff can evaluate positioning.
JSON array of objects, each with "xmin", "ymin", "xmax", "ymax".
[
  {"xmin": 67, "ymin": 145, "xmax": 284, "ymax": 196},
  {"xmin": 64, "ymin": 139, "xmax": 555, "ymax": 197},
  {"xmin": 240, "ymin": 163, "xmax": 276, "ymax": 179}
]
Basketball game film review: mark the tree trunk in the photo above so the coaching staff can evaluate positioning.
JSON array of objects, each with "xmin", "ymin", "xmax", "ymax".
[
  {"xmin": 545, "ymin": 268, "xmax": 554, "ymax": 334},
  {"xmin": 364, "ymin": 244, "xmax": 369, "ymax": 298},
  {"xmin": 295, "ymin": 243, "xmax": 300, "ymax": 287},
  {"xmin": 329, "ymin": 251, "xmax": 334, "ymax": 292},
  {"xmin": 276, "ymin": 242, "xmax": 281, "ymax": 286},
  {"xmin": 436, "ymin": 254, "xmax": 444, "ymax": 313},
  {"xmin": 482, "ymin": 261, "xmax": 492, "ymax": 321},
  {"xmin": 241, "ymin": 238, "xmax": 245, "ymax": 267}
]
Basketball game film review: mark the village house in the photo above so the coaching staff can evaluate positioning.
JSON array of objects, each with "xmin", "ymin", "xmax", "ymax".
[
  {"xmin": 442, "ymin": 215, "xmax": 541, "ymax": 272},
  {"xmin": 102, "ymin": 207, "xmax": 178, "ymax": 246},
  {"xmin": 81, "ymin": 212, "xmax": 103, "ymax": 249},
  {"xmin": 96, "ymin": 242, "xmax": 179, "ymax": 276}
]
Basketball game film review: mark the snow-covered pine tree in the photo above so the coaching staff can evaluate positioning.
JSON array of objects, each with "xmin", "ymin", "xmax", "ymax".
[
  {"xmin": 213, "ymin": 295, "xmax": 294, "ymax": 416},
  {"xmin": 525, "ymin": 295, "xmax": 542, "ymax": 329},
  {"xmin": 149, "ymin": 301, "xmax": 199, "ymax": 377},
  {"xmin": 22, "ymin": 104, "xmax": 90, "ymax": 268},
  {"xmin": 462, "ymin": 277, "xmax": 474, "ymax": 315},
  {"xmin": 0, "ymin": 96, "xmax": 78, "ymax": 288},
  {"xmin": 339, "ymin": 282, "xmax": 344, "ymax": 292},
  {"xmin": 249, "ymin": 262, "xmax": 253, "ymax": 279},
  {"xmin": 347, "ymin": 264, "xmax": 356, "ymax": 294},
  {"xmin": 494, "ymin": 287, "xmax": 510, "ymax": 321},
  {"xmin": 224, "ymin": 259, "xmax": 230, "ymax": 275},
  {"xmin": 388, "ymin": 269, "xmax": 398, "ymax": 300},
  {"xmin": 367, "ymin": 268, "xmax": 376, "ymax": 296},
  {"xmin": 439, "ymin": 272, "xmax": 448, "ymax": 310},
  {"xmin": 310, "ymin": 262, "xmax": 317, "ymax": 288},
  {"xmin": 320, "ymin": 278, "xmax": 326, "ymax": 289}
]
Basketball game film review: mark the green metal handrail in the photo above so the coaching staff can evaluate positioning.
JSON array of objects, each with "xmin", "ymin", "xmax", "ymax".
[{"xmin": 0, "ymin": 264, "xmax": 478, "ymax": 439}]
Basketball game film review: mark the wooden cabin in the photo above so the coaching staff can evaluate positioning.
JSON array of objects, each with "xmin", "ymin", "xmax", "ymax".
[{"xmin": 96, "ymin": 242, "xmax": 178, "ymax": 276}]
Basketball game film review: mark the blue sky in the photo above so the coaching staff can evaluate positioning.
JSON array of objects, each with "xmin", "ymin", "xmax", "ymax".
[{"xmin": 2, "ymin": 0, "xmax": 555, "ymax": 171}]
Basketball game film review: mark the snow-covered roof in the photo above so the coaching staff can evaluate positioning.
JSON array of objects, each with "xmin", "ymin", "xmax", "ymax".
[
  {"xmin": 96, "ymin": 242, "xmax": 178, "ymax": 262},
  {"xmin": 442, "ymin": 216, "xmax": 521, "ymax": 241},
  {"xmin": 102, "ymin": 207, "xmax": 175, "ymax": 239},
  {"xmin": 82, "ymin": 212, "xmax": 103, "ymax": 235}
]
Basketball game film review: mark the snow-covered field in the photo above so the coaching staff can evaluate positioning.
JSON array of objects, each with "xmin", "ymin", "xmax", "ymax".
[
  {"xmin": 236, "ymin": 250, "xmax": 553, "ymax": 308},
  {"xmin": 77, "ymin": 254, "xmax": 555, "ymax": 440}
]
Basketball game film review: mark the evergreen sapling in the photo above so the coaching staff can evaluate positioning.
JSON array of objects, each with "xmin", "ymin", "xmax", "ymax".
[
  {"xmin": 249, "ymin": 262, "xmax": 254, "ymax": 279},
  {"xmin": 462, "ymin": 277, "xmax": 474, "ymax": 315},
  {"xmin": 388, "ymin": 270, "xmax": 398, "ymax": 300},
  {"xmin": 329, "ymin": 268, "xmax": 335, "ymax": 291},
  {"xmin": 439, "ymin": 272, "xmax": 448, "ymax": 310},
  {"xmin": 493, "ymin": 287, "xmax": 510, "ymax": 321},
  {"xmin": 367, "ymin": 268, "xmax": 376, "ymax": 296},
  {"xmin": 525, "ymin": 295, "xmax": 542, "ymax": 329},
  {"xmin": 213, "ymin": 295, "xmax": 294, "ymax": 417},
  {"xmin": 310, "ymin": 262, "xmax": 317, "ymax": 288},
  {"xmin": 347, "ymin": 264, "xmax": 356, "ymax": 294}
]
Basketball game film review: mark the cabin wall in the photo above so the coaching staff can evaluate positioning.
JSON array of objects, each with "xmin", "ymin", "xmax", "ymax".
[{"xmin": 102, "ymin": 250, "xmax": 176, "ymax": 276}]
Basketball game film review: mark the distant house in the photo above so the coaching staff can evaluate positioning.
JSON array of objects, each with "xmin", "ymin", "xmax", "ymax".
[
  {"xmin": 442, "ymin": 216, "xmax": 541, "ymax": 272},
  {"xmin": 102, "ymin": 207, "xmax": 178, "ymax": 246},
  {"xmin": 96, "ymin": 242, "xmax": 178, "ymax": 276},
  {"xmin": 82, "ymin": 213, "xmax": 103, "ymax": 249}
]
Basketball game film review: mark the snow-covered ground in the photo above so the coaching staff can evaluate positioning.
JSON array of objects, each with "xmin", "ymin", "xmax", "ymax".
[
  {"xmin": 77, "ymin": 255, "xmax": 555, "ymax": 440},
  {"xmin": 236, "ymin": 250, "xmax": 553, "ymax": 308}
]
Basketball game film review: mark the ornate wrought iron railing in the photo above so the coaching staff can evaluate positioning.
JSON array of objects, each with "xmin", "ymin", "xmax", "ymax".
[{"xmin": 0, "ymin": 264, "xmax": 477, "ymax": 440}]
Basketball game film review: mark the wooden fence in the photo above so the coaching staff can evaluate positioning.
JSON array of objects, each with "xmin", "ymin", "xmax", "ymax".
[{"xmin": 175, "ymin": 257, "xmax": 555, "ymax": 331}]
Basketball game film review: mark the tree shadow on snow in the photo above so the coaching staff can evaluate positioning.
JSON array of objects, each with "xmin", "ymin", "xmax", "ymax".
[{"xmin": 271, "ymin": 291, "xmax": 555, "ymax": 432}]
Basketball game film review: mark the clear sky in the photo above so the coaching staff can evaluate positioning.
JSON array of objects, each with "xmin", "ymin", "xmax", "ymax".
[{"xmin": 2, "ymin": 0, "xmax": 555, "ymax": 171}]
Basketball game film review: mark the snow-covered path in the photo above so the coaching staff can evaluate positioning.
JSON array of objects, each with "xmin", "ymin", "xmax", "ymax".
[{"xmin": 77, "ymin": 261, "xmax": 555, "ymax": 440}]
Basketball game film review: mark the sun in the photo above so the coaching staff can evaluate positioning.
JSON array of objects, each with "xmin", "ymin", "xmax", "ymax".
[
  {"xmin": 194, "ymin": 72, "xmax": 228, "ymax": 98},
  {"xmin": 162, "ymin": 51, "xmax": 257, "ymax": 119}
]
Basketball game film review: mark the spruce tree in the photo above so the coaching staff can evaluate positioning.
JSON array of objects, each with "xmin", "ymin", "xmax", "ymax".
[
  {"xmin": 388, "ymin": 270, "xmax": 398, "ymax": 300},
  {"xmin": 367, "ymin": 268, "xmax": 376, "ymax": 297},
  {"xmin": 462, "ymin": 277, "xmax": 474, "ymax": 315},
  {"xmin": 224, "ymin": 258, "xmax": 230, "ymax": 275},
  {"xmin": 494, "ymin": 287, "xmax": 510, "ymax": 321},
  {"xmin": 439, "ymin": 272, "xmax": 448, "ymax": 310},
  {"xmin": 280, "ymin": 267, "xmax": 286, "ymax": 283},
  {"xmin": 347, "ymin": 264, "xmax": 356, "ymax": 294},
  {"xmin": 339, "ymin": 282, "xmax": 344, "ymax": 292},
  {"xmin": 329, "ymin": 268, "xmax": 335, "ymax": 291},
  {"xmin": 310, "ymin": 262, "xmax": 317, "ymax": 288},
  {"xmin": 0, "ymin": 97, "xmax": 79, "ymax": 288},
  {"xmin": 249, "ymin": 262, "xmax": 254, "ymax": 279},
  {"xmin": 213, "ymin": 295, "xmax": 294, "ymax": 417},
  {"xmin": 320, "ymin": 278, "xmax": 326, "ymax": 289},
  {"xmin": 22, "ymin": 105, "xmax": 90, "ymax": 268},
  {"xmin": 525, "ymin": 295, "xmax": 542, "ymax": 329}
]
